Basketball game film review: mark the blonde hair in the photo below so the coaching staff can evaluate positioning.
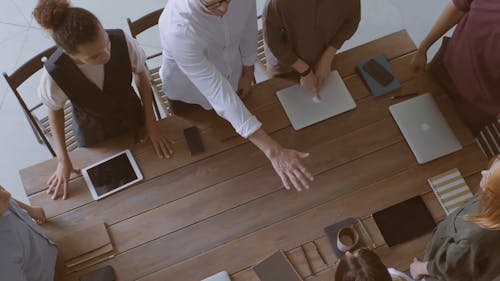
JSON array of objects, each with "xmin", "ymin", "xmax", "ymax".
[{"xmin": 467, "ymin": 157, "xmax": 500, "ymax": 230}]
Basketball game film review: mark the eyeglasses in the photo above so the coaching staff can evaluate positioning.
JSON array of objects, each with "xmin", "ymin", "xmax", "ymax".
[{"xmin": 199, "ymin": 0, "xmax": 231, "ymax": 10}]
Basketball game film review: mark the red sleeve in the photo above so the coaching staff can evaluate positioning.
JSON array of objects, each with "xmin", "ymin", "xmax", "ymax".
[{"xmin": 452, "ymin": 0, "xmax": 473, "ymax": 12}]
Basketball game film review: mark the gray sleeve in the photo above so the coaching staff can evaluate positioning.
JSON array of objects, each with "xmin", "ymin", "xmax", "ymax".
[
  {"xmin": 0, "ymin": 231, "xmax": 28, "ymax": 281},
  {"xmin": 426, "ymin": 237, "xmax": 482, "ymax": 280},
  {"xmin": 0, "ymin": 261, "xmax": 28, "ymax": 281}
]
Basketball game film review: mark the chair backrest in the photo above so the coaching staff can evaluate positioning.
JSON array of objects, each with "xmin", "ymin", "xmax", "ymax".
[
  {"xmin": 127, "ymin": 8, "xmax": 169, "ymax": 115},
  {"xmin": 127, "ymin": 9, "xmax": 163, "ymax": 39},
  {"xmin": 3, "ymin": 46, "xmax": 58, "ymax": 156}
]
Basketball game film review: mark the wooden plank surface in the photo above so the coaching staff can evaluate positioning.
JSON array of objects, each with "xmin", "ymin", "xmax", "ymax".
[
  {"xmin": 132, "ymin": 145, "xmax": 485, "ymax": 281},
  {"xmin": 20, "ymin": 30, "xmax": 416, "ymax": 197},
  {"xmin": 17, "ymin": 30, "xmax": 488, "ymax": 281}
]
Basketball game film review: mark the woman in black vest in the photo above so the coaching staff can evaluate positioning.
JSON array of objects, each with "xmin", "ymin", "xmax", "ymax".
[{"xmin": 34, "ymin": 0, "xmax": 173, "ymax": 200}]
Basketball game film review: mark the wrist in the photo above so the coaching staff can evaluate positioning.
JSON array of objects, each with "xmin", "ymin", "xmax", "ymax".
[
  {"xmin": 323, "ymin": 46, "xmax": 337, "ymax": 63},
  {"xmin": 299, "ymin": 66, "xmax": 312, "ymax": 77},
  {"xmin": 421, "ymin": 262, "xmax": 429, "ymax": 275},
  {"xmin": 57, "ymin": 156, "xmax": 71, "ymax": 165},
  {"xmin": 418, "ymin": 42, "xmax": 430, "ymax": 53}
]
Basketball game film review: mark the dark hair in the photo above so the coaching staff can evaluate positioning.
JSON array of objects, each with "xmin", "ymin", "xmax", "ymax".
[
  {"xmin": 335, "ymin": 249, "xmax": 392, "ymax": 281},
  {"xmin": 33, "ymin": 0, "xmax": 101, "ymax": 54}
]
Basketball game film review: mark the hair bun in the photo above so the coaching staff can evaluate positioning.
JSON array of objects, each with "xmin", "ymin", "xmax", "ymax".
[{"xmin": 33, "ymin": 0, "xmax": 70, "ymax": 30}]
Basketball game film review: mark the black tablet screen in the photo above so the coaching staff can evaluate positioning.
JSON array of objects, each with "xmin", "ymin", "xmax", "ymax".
[{"xmin": 87, "ymin": 153, "xmax": 137, "ymax": 196}]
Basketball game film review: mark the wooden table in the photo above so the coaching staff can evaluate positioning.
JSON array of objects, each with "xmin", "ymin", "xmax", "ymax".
[{"xmin": 20, "ymin": 30, "xmax": 487, "ymax": 281}]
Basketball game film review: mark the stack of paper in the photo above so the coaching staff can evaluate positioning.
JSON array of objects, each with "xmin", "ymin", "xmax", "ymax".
[{"xmin": 428, "ymin": 168, "xmax": 474, "ymax": 215}]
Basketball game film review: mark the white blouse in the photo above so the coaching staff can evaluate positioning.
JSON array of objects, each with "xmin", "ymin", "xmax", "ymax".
[{"xmin": 37, "ymin": 32, "xmax": 146, "ymax": 111}]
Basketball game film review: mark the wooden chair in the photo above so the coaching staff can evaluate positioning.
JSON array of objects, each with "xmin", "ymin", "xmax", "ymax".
[
  {"xmin": 127, "ymin": 8, "xmax": 169, "ymax": 116},
  {"xmin": 2, "ymin": 46, "xmax": 77, "ymax": 157},
  {"xmin": 256, "ymin": 15, "xmax": 268, "ymax": 74}
]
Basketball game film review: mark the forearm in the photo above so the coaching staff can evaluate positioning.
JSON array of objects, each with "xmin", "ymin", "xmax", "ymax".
[
  {"xmin": 320, "ymin": 46, "xmax": 337, "ymax": 66},
  {"xmin": 48, "ymin": 109, "xmax": 71, "ymax": 163},
  {"xmin": 248, "ymin": 129, "xmax": 281, "ymax": 158},
  {"xmin": 242, "ymin": 65, "xmax": 255, "ymax": 77},
  {"xmin": 291, "ymin": 58, "xmax": 310, "ymax": 74},
  {"xmin": 14, "ymin": 199, "xmax": 33, "ymax": 213},
  {"xmin": 135, "ymin": 72, "xmax": 157, "ymax": 128},
  {"xmin": 420, "ymin": 2, "xmax": 464, "ymax": 51}
]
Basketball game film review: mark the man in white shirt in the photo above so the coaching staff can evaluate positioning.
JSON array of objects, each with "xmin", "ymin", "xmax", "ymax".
[{"xmin": 159, "ymin": 0, "xmax": 313, "ymax": 191}]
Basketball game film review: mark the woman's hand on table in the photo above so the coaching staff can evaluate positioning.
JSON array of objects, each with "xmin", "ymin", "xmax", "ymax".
[
  {"xmin": 410, "ymin": 257, "xmax": 429, "ymax": 280},
  {"xmin": 47, "ymin": 159, "xmax": 80, "ymax": 200},
  {"xmin": 28, "ymin": 206, "xmax": 46, "ymax": 225},
  {"xmin": 300, "ymin": 71, "xmax": 320, "ymax": 99},
  {"xmin": 144, "ymin": 122, "xmax": 174, "ymax": 159}
]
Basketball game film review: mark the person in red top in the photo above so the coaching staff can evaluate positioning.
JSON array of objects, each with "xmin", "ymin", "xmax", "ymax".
[{"xmin": 412, "ymin": 0, "xmax": 500, "ymax": 135}]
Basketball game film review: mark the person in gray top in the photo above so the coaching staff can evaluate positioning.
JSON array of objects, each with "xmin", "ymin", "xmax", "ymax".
[
  {"xmin": 410, "ymin": 156, "xmax": 500, "ymax": 280},
  {"xmin": 0, "ymin": 185, "xmax": 60, "ymax": 281}
]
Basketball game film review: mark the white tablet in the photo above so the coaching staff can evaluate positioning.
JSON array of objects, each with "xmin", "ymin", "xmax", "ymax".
[{"xmin": 82, "ymin": 150, "xmax": 143, "ymax": 200}]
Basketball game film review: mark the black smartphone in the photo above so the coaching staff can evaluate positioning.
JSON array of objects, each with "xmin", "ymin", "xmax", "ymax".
[
  {"xmin": 79, "ymin": 266, "xmax": 116, "ymax": 281},
  {"xmin": 362, "ymin": 59, "xmax": 394, "ymax": 86},
  {"xmin": 183, "ymin": 126, "xmax": 204, "ymax": 155}
]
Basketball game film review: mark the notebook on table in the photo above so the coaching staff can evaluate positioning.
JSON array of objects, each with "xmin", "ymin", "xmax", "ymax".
[
  {"xmin": 276, "ymin": 70, "xmax": 356, "ymax": 130},
  {"xmin": 253, "ymin": 250, "xmax": 303, "ymax": 281},
  {"xmin": 389, "ymin": 93, "xmax": 462, "ymax": 164},
  {"xmin": 372, "ymin": 196, "xmax": 436, "ymax": 247},
  {"xmin": 428, "ymin": 168, "xmax": 473, "ymax": 215},
  {"xmin": 356, "ymin": 54, "xmax": 401, "ymax": 97},
  {"xmin": 58, "ymin": 223, "xmax": 115, "ymax": 272}
]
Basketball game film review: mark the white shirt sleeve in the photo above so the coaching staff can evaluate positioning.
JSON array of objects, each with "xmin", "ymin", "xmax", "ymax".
[
  {"xmin": 123, "ymin": 32, "xmax": 147, "ymax": 74},
  {"xmin": 167, "ymin": 27, "xmax": 262, "ymax": 138},
  {"xmin": 37, "ymin": 69, "xmax": 69, "ymax": 111},
  {"xmin": 239, "ymin": 0, "xmax": 258, "ymax": 66}
]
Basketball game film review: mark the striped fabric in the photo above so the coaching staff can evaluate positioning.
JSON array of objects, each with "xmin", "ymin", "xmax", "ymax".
[
  {"xmin": 428, "ymin": 168, "xmax": 473, "ymax": 215},
  {"xmin": 476, "ymin": 120, "xmax": 500, "ymax": 159}
]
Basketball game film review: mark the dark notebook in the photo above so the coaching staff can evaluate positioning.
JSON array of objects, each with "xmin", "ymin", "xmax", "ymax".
[
  {"xmin": 372, "ymin": 196, "xmax": 436, "ymax": 247},
  {"xmin": 79, "ymin": 266, "xmax": 115, "ymax": 281},
  {"xmin": 253, "ymin": 250, "xmax": 303, "ymax": 281}
]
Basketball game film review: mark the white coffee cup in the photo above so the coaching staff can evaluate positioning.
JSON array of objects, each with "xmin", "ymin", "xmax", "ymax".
[{"xmin": 337, "ymin": 226, "xmax": 360, "ymax": 252}]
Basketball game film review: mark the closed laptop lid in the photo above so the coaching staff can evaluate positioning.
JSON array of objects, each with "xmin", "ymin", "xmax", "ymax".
[
  {"xmin": 200, "ymin": 271, "xmax": 231, "ymax": 281},
  {"xmin": 389, "ymin": 93, "xmax": 462, "ymax": 164},
  {"xmin": 277, "ymin": 70, "xmax": 356, "ymax": 130}
]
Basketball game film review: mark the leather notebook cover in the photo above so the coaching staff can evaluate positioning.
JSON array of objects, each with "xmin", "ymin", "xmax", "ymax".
[
  {"xmin": 58, "ymin": 223, "xmax": 111, "ymax": 261},
  {"xmin": 68, "ymin": 251, "xmax": 115, "ymax": 273},
  {"xmin": 372, "ymin": 196, "xmax": 436, "ymax": 247},
  {"xmin": 66, "ymin": 244, "xmax": 114, "ymax": 268},
  {"xmin": 253, "ymin": 250, "xmax": 303, "ymax": 281}
]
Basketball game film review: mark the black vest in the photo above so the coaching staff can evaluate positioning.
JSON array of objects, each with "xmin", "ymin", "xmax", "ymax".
[{"xmin": 45, "ymin": 29, "xmax": 144, "ymax": 147}]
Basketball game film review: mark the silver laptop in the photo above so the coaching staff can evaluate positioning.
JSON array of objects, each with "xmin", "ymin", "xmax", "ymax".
[
  {"xmin": 389, "ymin": 93, "xmax": 462, "ymax": 164},
  {"xmin": 277, "ymin": 70, "xmax": 356, "ymax": 130},
  {"xmin": 200, "ymin": 271, "xmax": 231, "ymax": 281}
]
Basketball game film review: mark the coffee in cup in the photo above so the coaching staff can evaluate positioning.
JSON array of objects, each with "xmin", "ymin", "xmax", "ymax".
[{"xmin": 337, "ymin": 226, "xmax": 359, "ymax": 252}]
